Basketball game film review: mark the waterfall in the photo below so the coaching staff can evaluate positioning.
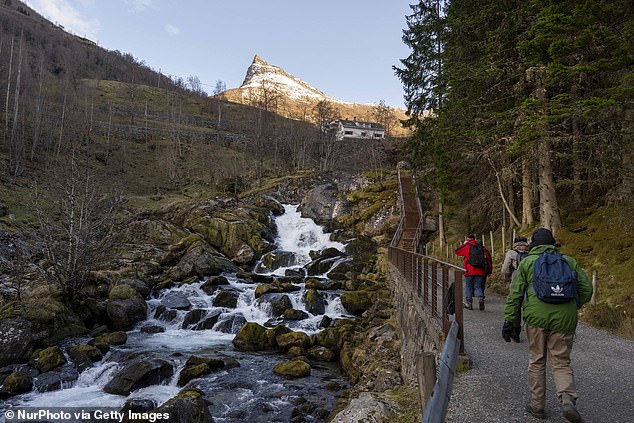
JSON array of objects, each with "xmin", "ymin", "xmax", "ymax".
[{"xmin": 0, "ymin": 204, "xmax": 350, "ymax": 423}]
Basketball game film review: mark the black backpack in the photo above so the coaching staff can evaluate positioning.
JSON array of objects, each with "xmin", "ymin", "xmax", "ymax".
[{"xmin": 467, "ymin": 242, "xmax": 486, "ymax": 268}]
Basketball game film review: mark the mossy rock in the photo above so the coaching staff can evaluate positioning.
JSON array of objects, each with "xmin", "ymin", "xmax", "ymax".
[
  {"xmin": 316, "ymin": 325, "xmax": 355, "ymax": 353},
  {"xmin": 91, "ymin": 331, "xmax": 127, "ymax": 352},
  {"xmin": 32, "ymin": 346, "xmax": 67, "ymax": 373},
  {"xmin": 305, "ymin": 278, "xmax": 327, "ymax": 290},
  {"xmin": 307, "ymin": 346, "xmax": 336, "ymax": 362},
  {"xmin": 304, "ymin": 289, "xmax": 325, "ymax": 315},
  {"xmin": 273, "ymin": 359, "xmax": 311, "ymax": 379},
  {"xmin": 265, "ymin": 324, "xmax": 292, "ymax": 348},
  {"xmin": 283, "ymin": 309, "xmax": 309, "ymax": 321},
  {"xmin": 212, "ymin": 290, "xmax": 239, "ymax": 308},
  {"xmin": 109, "ymin": 284, "xmax": 142, "ymax": 301},
  {"xmin": 341, "ymin": 291, "xmax": 374, "ymax": 315},
  {"xmin": 232, "ymin": 322, "xmax": 269, "ymax": 351},
  {"xmin": 339, "ymin": 344, "xmax": 365, "ymax": 384},
  {"xmin": 276, "ymin": 331, "xmax": 311, "ymax": 351},
  {"xmin": 177, "ymin": 363, "xmax": 210, "ymax": 386},
  {"xmin": 154, "ymin": 388, "xmax": 214, "ymax": 423},
  {"xmin": 67, "ymin": 344, "xmax": 103, "ymax": 371},
  {"xmin": 0, "ymin": 371, "xmax": 32, "ymax": 397},
  {"xmin": 185, "ymin": 356, "xmax": 225, "ymax": 370}
]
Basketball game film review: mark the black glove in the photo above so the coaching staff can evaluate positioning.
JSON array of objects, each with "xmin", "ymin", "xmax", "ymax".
[{"xmin": 502, "ymin": 321, "xmax": 514, "ymax": 342}]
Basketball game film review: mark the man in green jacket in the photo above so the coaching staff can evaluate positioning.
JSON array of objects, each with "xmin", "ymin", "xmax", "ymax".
[{"xmin": 503, "ymin": 228, "xmax": 593, "ymax": 422}]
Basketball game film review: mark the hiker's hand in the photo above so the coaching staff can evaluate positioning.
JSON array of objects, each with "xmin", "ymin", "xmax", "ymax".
[{"xmin": 502, "ymin": 321, "xmax": 514, "ymax": 342}]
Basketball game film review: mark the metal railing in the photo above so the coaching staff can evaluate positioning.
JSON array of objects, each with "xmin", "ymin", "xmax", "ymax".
[
  {"xmin": 388, "ymin": 246, "xmax": 465, "ymax": 354},
  {"xmin": 422, "ymin": 321, "xmax": 461, "ymax": 423}
]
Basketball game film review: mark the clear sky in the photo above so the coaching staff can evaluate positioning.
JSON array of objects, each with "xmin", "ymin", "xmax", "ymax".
[{"xmin": 25, "ymin": 0, "xmax": 413, "ymax": 108}]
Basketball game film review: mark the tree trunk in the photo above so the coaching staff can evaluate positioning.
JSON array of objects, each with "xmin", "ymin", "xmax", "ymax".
[
  {"xmin": 438, "ymin": 200, "xmax": 446, "ymax": 249},
  {"xmin": 538, "ymin": 137, "xmax": 562, "ymax": 235},
  {"xmin": 571, "ymin": 111, "xmax": 583, "ymax": 208},
  {"xmin": 521, "ymin": 156, "xmax": 534, "ymax": 229},
  {"xmin": 617, "ymin": 106, "xmax": 634, "ymax": 199}
]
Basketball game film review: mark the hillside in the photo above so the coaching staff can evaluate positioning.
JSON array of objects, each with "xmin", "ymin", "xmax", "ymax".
[{"xmin": 221, "ymin": 55, "xmax": 412, "ymax": 137}]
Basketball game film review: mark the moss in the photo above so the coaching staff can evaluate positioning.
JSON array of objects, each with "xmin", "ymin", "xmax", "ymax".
[
  {"xmin": 382, "ymin": 385, "xmax": 422, "ymax": 423},
  {"xmin": 108, "ymin": 284, "xmax": 140, "ymax": 301},
  {"xmin": 272, "ymin": 359, "xmax": 311, "ymax": 378},
  {"xmin": 33, "ymin": 346, "xmax": 67, "ymax": 373}
]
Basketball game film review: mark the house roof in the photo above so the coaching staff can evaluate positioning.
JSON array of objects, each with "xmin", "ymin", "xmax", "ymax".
[{"xmin": 336, "ymin": 119, "xmax": 385, "ymax": 130}]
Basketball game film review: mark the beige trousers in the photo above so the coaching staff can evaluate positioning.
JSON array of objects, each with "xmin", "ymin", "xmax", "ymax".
[{"xmin": 525, "ymin": 325, "xmax": 577, "ymax": 409}]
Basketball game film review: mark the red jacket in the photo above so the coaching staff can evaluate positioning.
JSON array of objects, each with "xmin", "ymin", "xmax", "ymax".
[{"xmin": 455, "ymin": 239, "xmax": 492, "ymax": 276}]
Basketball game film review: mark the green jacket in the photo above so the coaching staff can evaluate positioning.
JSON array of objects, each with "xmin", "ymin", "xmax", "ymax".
[{"xmin": 503, "ymin": 244, "xmax": 593, "ymax": 334}]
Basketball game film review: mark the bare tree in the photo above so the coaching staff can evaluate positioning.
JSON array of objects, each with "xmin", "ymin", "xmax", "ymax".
[
  {"xmin": 313, "ymin": 100, "xmax": 339, "ymax": 171},
  {"xmin": 34, "ymin": 156, "xmax": 120, "ymax": 301},
  {"xmin": 372, "ymin": 100, "xmax": 398, "ymax": 137}
]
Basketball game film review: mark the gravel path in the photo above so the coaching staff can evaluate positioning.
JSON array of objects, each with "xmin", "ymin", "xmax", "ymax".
[{"xmin": 445, "ymin": 294, "xmax": 634, "ymax": 423}]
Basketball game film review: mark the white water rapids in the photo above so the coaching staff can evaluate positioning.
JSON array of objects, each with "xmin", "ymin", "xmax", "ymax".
[{"xmin": 1, "ymin": 204, "xmax": 351, "ymax": 422}]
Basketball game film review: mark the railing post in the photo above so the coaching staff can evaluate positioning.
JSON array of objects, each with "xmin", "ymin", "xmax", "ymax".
[
  {"xmin": 416, "ymin": 256, "xmax": 422, "ymax": 298},
  {"xmin": 431, "ymin": 262, "xmax": 437, "ymax": 316},
  {"xmin": 442, "ymin": 266, "xmax": 449, "ymax": 334},
  {"xmin": 423, "ymin": 258, "xmax": 429, "ymax": 306},
  {"xmin": 455, "ymin": 271, "xmax": 465, "ymax": 354}
]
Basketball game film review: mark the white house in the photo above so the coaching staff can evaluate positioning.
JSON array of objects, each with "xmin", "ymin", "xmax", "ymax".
[{"xmin": 330, "ymin": 119, "xmax": 385, "ymax": 141}]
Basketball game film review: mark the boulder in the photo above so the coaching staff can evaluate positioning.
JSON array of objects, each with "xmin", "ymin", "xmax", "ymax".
[
  {"xmin": 185, "ymin": 356, "xmax": 225, "ymax": 370},
  {"xmin": 140, "ymin": 324, "xmax": 165, "ymax": 334},
  {"xmin": 212, "ymin": 290, "xmax": 239, "ymax": 308},
  {"xmin": 182, "ymin": 309, "xmax": 207, "ymax": 329},
  {"xmin": 153, "ymin": 389, "xmax": 214, "ymax": 423},
  {"xmin": 254, "ymin": 195, "xmax": 285, "ymax": 216},
  {"xmin": 192, "ymin": 310, "xmax": 223, "ymax": 331},
  {"xmin": 327, "ymin": 261, "xmax": 356, "ymax": 281},
  {"xmin": 33, "ymin": 371, "xmax": 62, "ymax": 392},
  {"xmin": 200, "ymin": 276, "xmax": 229, "ymax": 295},
  {"xmin": 0, "ymin": 317, "xmax": 34, "ymax": 367},
  {"xmin": 304, "ymin": 289, "xmax": 326, "ymax": 315},
  {"xmin": 341, "ymin": 291, "xmax": 373, "ymax": 316},
  {"xmin": 121, "ymin": 398, "xmax": 156, "ymax": 414},
  {"xmin": 67, "ymin": 344, "xmax": 103, "ymax": 372},
  {"xmin": 32, "ymin": 346, "xmax": 67, "ymax": 373},
  {"xmin": 276, "ymin": 331, "xmax": 311, "ymax": 350},
  {"xmin": 213, "ymin": 314, "xmax": 246, "ymax": 334},
  {"xmin": 155, "ymin": 306, "xmax": 178, "ymax": 323},
  {"xmin": 0, "ymin": 371, "xmax": 32, "ymax": 398},
  {"xmin": 91, "ymin": 331, "xmax": 127, "ymax": 353},
  {"xmin": 104, "ymin": 358, "xmax": 174, "ymax": 396},
  {"xmin": 319, "ymin": 315, "xmax": 333, "ymax": 328},
  {"xmin": 329, "ymin": 392, "xmax": 393, "ymax": 423},
  {"xmin": 283, "ymin": 309, "xmax": 309, "ymax": 321},
  {"xmin": 119, "ymin": 279, "xmax": 150, "ymax": 297},
  {"xmin": 307, "ymin": 346, "xmax": 336, "ymax": 362},
  {"xmin": 305, "ymin": 278, "xmax": 327, "ymax": 290},
  {"xmin": 284, "ymin": 268, "xmax": 305, "ymax": 277},
  {"xmin": 268, "ymin": 295, "xmax": 293, "ymax": 317},
  {"xmin": 177, "ymin": 363, "xmax": 210, "ymax": 386},
  {"xmin": 161, "ymin": 292, "xmax": 192, "ymax": 310},
  {"xmin": 309, "ymin": 247, "xmax": 345, "ymax": 261},
  {"xmin": 305, "ymin": 257, "xmax": 339, "ymax": 276},
  {"xmin": 256, "ymin": 250, "xmax": 297, "ymax": 273},
  {"xmin": 232, "ymin": 323, "xmax": 291, "ymax": 351},
  {"xmin": 233, "ymin": 244, "xmax": 255, "ymax": 265},
  {"xmin": 272, "ymin": 360, "xmax": 311, "ymax": 379},
  {"xmin": 232, "ymin": 322, "xmax": 268, "ymax": 351},
  {"xmin": 235, "ymin": 272, "xmax": 274, "ymax": 284},
  {"xmin": 107, "ymin": 297, "xmax": 148, "ymax": 331},
  {"xmin": 169, "ymin": 243, "xmax": 239, "ymax": 281}
]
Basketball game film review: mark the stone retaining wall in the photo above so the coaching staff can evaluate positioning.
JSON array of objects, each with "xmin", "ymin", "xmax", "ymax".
[{"xmin": 388, "ymin": 263, "xmax": 445, "ymax": 384}]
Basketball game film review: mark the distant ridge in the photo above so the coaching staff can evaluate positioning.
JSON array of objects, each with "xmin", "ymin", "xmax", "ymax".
[{"xmin": 221, "ymin": 55, "xmax": 411, "ymax": 137}]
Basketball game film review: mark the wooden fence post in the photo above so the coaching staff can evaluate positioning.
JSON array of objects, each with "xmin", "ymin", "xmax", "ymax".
[
  {"xmin": 591, "ymin": 270, "xmax": 598, "ymax": 305},
  {"xmin": 490, "ymin": 230, "xmax": 494, "ymax": 257}
]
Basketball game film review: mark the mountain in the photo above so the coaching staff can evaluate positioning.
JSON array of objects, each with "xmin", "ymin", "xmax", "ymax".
[{"xmin": 221, "ymin": 55, "xmax": 411, "ymax": 137}]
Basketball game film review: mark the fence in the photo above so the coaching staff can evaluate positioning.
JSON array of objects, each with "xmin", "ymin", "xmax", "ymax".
[
  {"xmin": 421, "ymin": 321, "xmax": 461, "ymax": 423},
  {"xmin": 388, "ymin": 246, "xmax": 465, "ymax": 354}
]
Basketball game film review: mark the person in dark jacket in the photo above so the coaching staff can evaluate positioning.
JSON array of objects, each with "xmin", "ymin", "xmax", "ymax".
[
  {"xmin": 503, "ymin": 228, "xmax": 592, "ymax": 422},
  {"xmin": 501, "ymin": 236, "xmax": 529, "ymax": 341},
  {"xmin": 455, "ymin": 234, "xmax": 492, "ymax": 310}
]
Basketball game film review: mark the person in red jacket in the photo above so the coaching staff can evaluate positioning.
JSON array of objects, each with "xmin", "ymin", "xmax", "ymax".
[{"xmin": 455, "ymin": 234, "xmax": 492, "ymax": 310}]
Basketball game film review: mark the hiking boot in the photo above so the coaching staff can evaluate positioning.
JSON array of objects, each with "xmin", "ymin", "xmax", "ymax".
[
  {"xmin": 478, "ymin": 298, "xmax": 485, "ymax": 311},
  {"xmin": 561, "ymin": 395, "xmax": 584, "ymax": 422},
  {"xmin": 464, "ymin": 301, "xmax": 473, "ymax": 310},
  {"xmin": 525, "ymin": 403, "xmax": 546, "ymax": 419}
]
